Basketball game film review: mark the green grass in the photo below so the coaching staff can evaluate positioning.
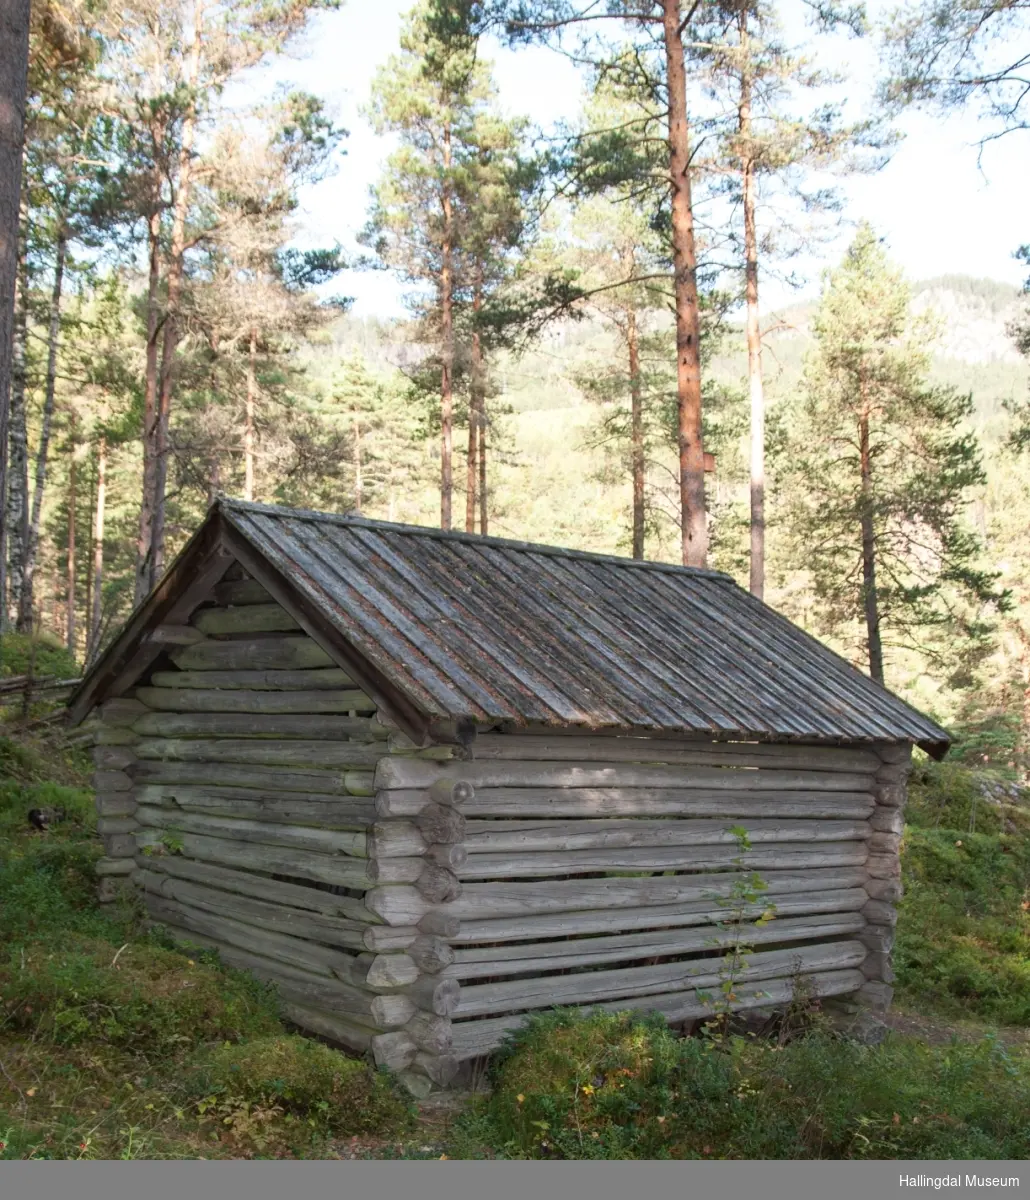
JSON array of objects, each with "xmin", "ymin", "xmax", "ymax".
[
  {"xmin": 896, "ymin": 761, "xmax": 1030, "ymax": 1025},
  {"xmin": 457, "ymin": 1009, "xmax": 1030, "ymax": 1160}
]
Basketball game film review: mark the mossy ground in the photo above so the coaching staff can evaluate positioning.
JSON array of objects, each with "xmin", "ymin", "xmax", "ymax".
[{"xmin": 1, "ymin": 735, "xmax": 1029, "ymax": 1159}]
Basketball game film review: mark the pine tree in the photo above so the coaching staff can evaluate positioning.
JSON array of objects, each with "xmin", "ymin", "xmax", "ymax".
[{"xmin": 783, "ymin": 223, "xmax": 1006, "ymax": 685}]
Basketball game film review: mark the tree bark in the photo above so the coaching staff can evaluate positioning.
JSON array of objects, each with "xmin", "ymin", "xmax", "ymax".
[
  {"xmin": 859, "ymin": 398, "xmax": 884, "ymax": 684},
  {"xmin": 478, "ymin": 408, "xmax": 487, "ymax": 535},
  {"xmin": 21, "ymin": 225, "xmax": 68, "ymax": 631},
  {"xmin": 8, "ymin": 221, "xmax": 28, "ymax": 628},
  {"xmin": 662, "ymin": 0, "xmax": 707, "ymax": 568},
  {"xmin": 0, "ymin": 0, "xmax": 31, "ymax": 634},
  {"xmin": 739, "ymin": 12, "xmax": 765, "ymax": 600},
  {"xmin": 244, "ymin": 325, "xmax": 256, "ymax": 502},
  {"xmin": 66, "ymin": 424, "xmax": 77, "ymax": 655},
  {"xmin": 151, "ymin": 0, "xmax": 203, "ymax": 588},
  {"xmin": 628, "ymin": 306, "xmax": 645, "ymax": 560},
  {"xmin": 90, "ymin": 432, "xmax": 106, "ymax": 662},
  {"xmin": 466, "ymin": 272, "xmax": 483, "ymax": 533},
  {"xmin": 135, "ymin": 205, "xmax": 163, "ymax": 607},
  {"xmin": 440, "ymin": 121, "xmax": 454, "ymax": 531},
  {"xmin": 353, "ymin": 412, "xmax": 363, "ymax": 512}
]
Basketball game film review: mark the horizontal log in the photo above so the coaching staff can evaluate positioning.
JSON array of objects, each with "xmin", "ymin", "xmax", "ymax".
[
  {"xmin": 457, "ymin": 841, "xmax": 868, "ymax": 880},
  {"xmin": 360, "ymin": 953, "xmax": 419, "ymax": 989},
  {"xmin": 376, "ymin": 758, "xmax": 874, "ymax": 794},
  {"xmin": 866, "ymin": 853, "xmax": 901, "ymax": 879},
  {"xmin": 447, "ymin": 867, "xmax": 871, "ymax": 921},
  {"xmin": 450, "ymin": 969, "xmax": 865, "ymax": 1060},
  {"xmin": 89, "ymin": 726, "xmax": 140, "ymax": 746},
  {"xmin": 406, "ymin": 975, "xmax": 461, "ymax": 1017},
  {"xmin": 417, "ymin": 862, "xmax": 462, "ymax": 904},
  {"xmin": 447, "ymin": 913, "xmax": 865, "ymax": 980},
  {"xmin": 95, "ymin": 856, "xmax": 137, "ymax": 876},
  {"xmin": 425, "ymin": 843, "xmax": 467, "ymax": 870},
  {"xmin": 95, "ymin": 769, "xmax": 132, "ymax": 792},
  {"xmin": 463, "ymin": 818, "xmax": 870, "ymax": 854},
  {"xmin": 862, "ymin": 899, "xmax": 897, "ymax": 926},
  {"xmin": 174, "ymin": 831, "xmax": 374, "ymax": 889},
  {"xmin": 452, "ymin": 886, "xmax": 869, "ymax": 945},
  {"xmin": 870, "ymin": 807, "xmax": 905, "ymax": 835},
  {"xmin": 367, "ymin": 858, "xmax": 425, "ymax": 885},
  {"xmin": 405, "ymin": 1012, "xmax": 453, "ymax": 1055},
  {"xmin": 147, "ymin": 625, "xmax": 207, "ymax": 646},
  {"xmin": 363, "ymin": 926, "xmax": 419, "ymax": 952},
  {"xmin": 455, "ymin": 940, "xmax": 867, "ymax": 1018},
  {"xmin": 857, "ymin": 980, "xmax": 893, "ymax": 1011},
  {"xmin": 103, "ymin": 832, "xmax": 137, "ymax": 857},
  {"xmin": 369, "ymin": 821, "xmax": 428, "ymax": 859},
  {"xmin": 97, "ymin": 817, "xmax": 138, "ymax": 835},
  {"xmin": 149, "ymin": 668, "xmax": 357, "ymax": 692},
  {"xmin": 171, "ymin": 636, "xmax": 334, "ymax": 672},
  {"xmin": 192, "ymin": 603, "xmax": 300, "ymax": 635},
  {"xmin": 418, "ymin": 910, "xmax": 461, "ymax": 938},
  {"xmin": 134, "ymin": 783, "xmax": 374, "ymax": 829},
  {"xmin": 144, "ymin": 855, "xmax": 376, "ymax": 921},
  {"xmin": 154, "ymin": 922, "xmax": 415, "ymax": 1028},
  {"xmin": 453, "ymin": 788, "xmax": 875, "ymax": 821},
  {"xmin": 133, "ymin": 712, "xmax": 387, "ymax": 741},
  {"xmin": 136, "ymin": 687, "xmax": 374, "ymax": 715},
  {"xmin": 471, "ymin": 735, "xmax": 882, "ymax": 774},
  {"xmin": 371, "ymin": 1030, "xmax": 417, "ymax": 1072},
  {"xmin": 864, "ymin": 878, "xmax": 903, "ymax": 902},
  {"xmin": 144, "ymin": 895, "xmax": 357, "ymax": 978},
  {"xmin": 429, "ymin": 779, "xmax": 475, "ymax": 807},
  {"xmin": 861, "ymin": 952, "xmax": 895, "ymax": 982},
  {"xmin": 414, "ymin": 1052, "xmax": 459, "ymax": 1088},
  {"xmin": 137, "ymin": 870, "xmax": 370, "ymax": 949},
  {"xmin": 409, "ymin": 935, "xmax": 456, "ymax": 974},
  {"xmin": 134, "ymin": 737, "xmax": 384, "ymax": 770},
  {"xmin": 414, "ymin": 803, "xmax": 467, "ymax": 844},
  {"xmin": 133, "ymin": 759, "xmax": 373, "ymax": 796},
  {"xmin": 134, "ymin": 804, "xmax": 367, "ymax": 856},
  {"xmin": 101, "ymin": 698, "xmax": 149, "ymax": 724},
  {"xmin": 96, "ymin": 793, "xmax": 137, "ymax": 817},
  {"xmin": 92, "ymin": 746, "xmax": 136, "ymax": 770},
  {"xmin": 213, "ymin": 578, "xmax": 273, "ymax": 606},
  {"xmin": 281, "ymin": 1002, "xmax": 375, "ymax": 1055}
]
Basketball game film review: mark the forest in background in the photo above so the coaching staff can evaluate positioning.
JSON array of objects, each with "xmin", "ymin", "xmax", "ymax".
[{"xmin": 0, "ymin": 0, "xmax": 1029, "ymax": 769}]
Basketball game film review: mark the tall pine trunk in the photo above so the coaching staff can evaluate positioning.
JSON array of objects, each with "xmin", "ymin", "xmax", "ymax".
[
  {"xmin": 66, "ymin": 429, "xmax": 76, "ymax": 655},
  {"xmin": 466, "ymin": 273, "xmax": 483, "ymax": 533},
  {"xmin": 8, "ymin": 223, "xmax": 28, "ymax": 628},
  {"xmin": 628, "ymin": 307, "xmax": 645, "ymax": 560},
  {"xmin": 739, "ymin": 14, "xmax": 765, "ymax": 599},
  {"xmin": 134, "ymin": 205, "xmax": 162, "ymax": 606},
  {"xmin": 89, "ymin": 434, "xmax": 105, "ymax": 664},
  {"xmin": 439, "ymin": 121, "xmax": 454, "ymax": 531},
  {"xmin": 20, "ymin": 226, "xmax": 67, "ymax": 630},
  {"xmin": 478, "ymin": 412, "xmax": 487, "ymax": 535},
  {"xmin": 0, "ymin": 0, "xmax": 31, "ymax": 635},
  {"xmin": 150, "ymin": 0, "xmax": 202, "ymax": 589},
  {"xmin": 663, "ymin": 0, "xmax": 707, "ymax": 568},
  {"xmin": 859, "ymin": 399, "xmax": 884, "ymax": 684},
  {"xmin": 244, "ymin": 325, "xmax": 256, "ymax": 501},
  {"xmin": 353, "ymin": 413, "xmax": 363, "ymax": 511}
]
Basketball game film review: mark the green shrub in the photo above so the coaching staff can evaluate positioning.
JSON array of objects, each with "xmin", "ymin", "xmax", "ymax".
[
  {"xmin": 191, "ymin": 1035, "xmax": 412, "ymax": 1151},
  {"xmin": 0, "ymin": 936, "xmax": 282, "ymax": 1053},
  {"xmin": 896, "ymin": 828, "xmax": 1030, "ymax": 1024},
  {"xmin": 0, "ymin": 632, "xmax": 78, "ymax": 680},
  {"xmin": 474, "ymin": 1010, "xmax": 1030, "ymax": 1159}
]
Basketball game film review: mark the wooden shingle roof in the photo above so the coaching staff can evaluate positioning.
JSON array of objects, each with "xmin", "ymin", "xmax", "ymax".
[{"xmin": 70, "ymin": 499, "xmax": 951, "ymax": 757}]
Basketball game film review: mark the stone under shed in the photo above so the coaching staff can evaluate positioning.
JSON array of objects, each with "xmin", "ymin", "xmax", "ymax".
[{"xmin": 69, "ymin": 499, "xmax": 951, "ymax": 1095}]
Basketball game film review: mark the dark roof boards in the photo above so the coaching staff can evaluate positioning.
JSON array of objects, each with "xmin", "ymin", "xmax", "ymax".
[{"xmin": 70, "ymin": 499, "xmax": 951, "ymax": 756}]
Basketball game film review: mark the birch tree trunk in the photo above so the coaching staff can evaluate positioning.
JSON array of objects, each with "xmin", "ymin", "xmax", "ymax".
[
  {"xmin": 628, "ymin": 306, "xmax": 645, "ymax": 560},
  {"xmin": 439, "ymin": 121, "xmax": 454, "ymax": 531},
  {"xmin": 739, "ymin": 13, "xmax": 765, "ymax": 600},
  {"xmin": 0, "ymin": 0, "xmax": 30, "ymax": 634},
  {"xmin": 662, "ymin": 0, "xmax": 707, "ymax": 568},
  {"xmin": 859, "ymin": 399, "xmax": 884, "ymax": 684},
  {"xmin": 21, "ymin": 225, "xmax": 68, "ymax": 631},
  {"xmin": 244, "ymin": 326, "xmax": 256, "ymax": 502}
]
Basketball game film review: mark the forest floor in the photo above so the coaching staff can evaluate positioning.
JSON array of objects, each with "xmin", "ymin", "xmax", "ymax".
[{"xmin": 1, "ymin": 712, "xmax": 1029, "ymax": 1160}]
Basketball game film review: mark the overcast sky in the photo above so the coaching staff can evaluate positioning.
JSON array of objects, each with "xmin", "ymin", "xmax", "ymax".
[{"xmin": 245, "ymin": 0, "xmax": 1030, "ymax": 319}]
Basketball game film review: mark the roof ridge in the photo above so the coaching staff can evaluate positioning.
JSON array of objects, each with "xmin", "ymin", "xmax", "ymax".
[{"xmin": 217, "ymin": 498, "xmax": 737, "ymax": 582}]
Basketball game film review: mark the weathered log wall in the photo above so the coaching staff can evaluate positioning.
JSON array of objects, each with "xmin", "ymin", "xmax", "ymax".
[
  {"xmin": 85, "ymin": 562, "xmax": 911, "ymax": 1090},
  {"xmin": 84, "ymin": 567, "xmax": 464, "ymax": 1096}
]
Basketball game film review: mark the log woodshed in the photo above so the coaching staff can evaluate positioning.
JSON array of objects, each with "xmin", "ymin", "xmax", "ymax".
[{"xmin": 69, "ymin": 500, "xmax": 950, "ymax": 1095}]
